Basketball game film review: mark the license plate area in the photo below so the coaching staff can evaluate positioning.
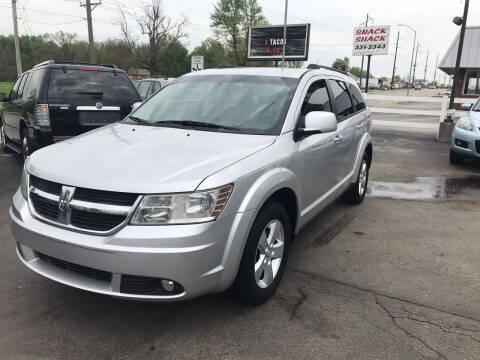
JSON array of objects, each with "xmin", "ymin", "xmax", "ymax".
[{"xmin": 78, "ymin": 111, "xmax": 120, "ymax": 126}]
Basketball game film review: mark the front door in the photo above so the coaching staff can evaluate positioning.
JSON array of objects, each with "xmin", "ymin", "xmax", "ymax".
[{"xmin": 3, "ymin": 75, "xmax": 24, "ymax": 141}]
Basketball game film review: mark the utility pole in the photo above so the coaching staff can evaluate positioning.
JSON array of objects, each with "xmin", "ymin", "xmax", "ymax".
[
  {"xmin": 359, "ymin": 13, "xmax": 372, "ymax": 89},
  {"xmin": 448, "ymin": 0, "xmax": 470, "ymax": 116},
  {"xmin": 281, "ymin": 0, "xmax": 288, "ymax": 66},
  {"xmin": 11, "ymin": 0, "xmax": 22, "ymax": 75},
  {"xmin": 365, "ymin": 55, "xmax": 372, "ymax": 93},
  {"xmin": 423, "ymin": 49, "xmax": 429, "ymax": 83},
  {"xmin": 81, "ymin": 0, "xmax": 101, "ymax": 63},
  {"xmin": 433, "ymin": 53, "xmax": 439, "ymax": 85},
  {"xmin": 412, "ymin": 42, "xmax": 420, "ymax": 85},
  {"xmin": 391, "ymin": 31, "xmax": 400, "ymax": 89}
]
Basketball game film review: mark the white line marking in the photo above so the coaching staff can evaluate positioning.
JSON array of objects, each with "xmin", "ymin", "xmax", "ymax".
[{"xmin": 373, "ymin": 120, "xmax": 438, "ymax": 130}]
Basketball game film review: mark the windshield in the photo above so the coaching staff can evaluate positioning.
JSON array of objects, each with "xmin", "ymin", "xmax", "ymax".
[
  {"xmin": 124, "ymin": 75, "xmax": 299, "ymax": 135},
  {"xmin": 472, "ymin": 100, "xmax": 480, "ymax": 111}
]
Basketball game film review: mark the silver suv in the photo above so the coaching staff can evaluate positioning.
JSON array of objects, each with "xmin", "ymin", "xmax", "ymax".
[{"xmin": 10, "ymin": 66, "xmax": 372, "ymax": 304}]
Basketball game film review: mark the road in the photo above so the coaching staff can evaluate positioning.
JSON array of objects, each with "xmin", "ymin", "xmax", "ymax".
[{"xmin": 1, "ymin": 123, "xmax": 480, "ymax": 359}]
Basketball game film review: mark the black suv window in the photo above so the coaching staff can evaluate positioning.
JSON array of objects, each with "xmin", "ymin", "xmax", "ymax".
[
  {"xmin": 328, "ymin": 80, "xmax": 355, "ymax": 121},
  {"xmin": 48, "ymin": 69, "xmax": 138, "ymax": 100},
  {"xmin": 17, "ymin": 73, "xmax": 30, "ymax": 99},
  {"xmin": 23, "ymin": 69, "xmax": 44, "ymax": 100},
  {"xmin": 349, "ymin": 84, "xmax": 366, "ymax": 111},
  {"xmin": 9, "ymin": 76, "xmax": 23, "ymax": 100}
]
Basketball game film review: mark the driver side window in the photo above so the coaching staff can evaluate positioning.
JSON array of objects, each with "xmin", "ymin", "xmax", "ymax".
[{"xmin": 299, "ymin": 79, "xmax": 332, "ymax": 127}]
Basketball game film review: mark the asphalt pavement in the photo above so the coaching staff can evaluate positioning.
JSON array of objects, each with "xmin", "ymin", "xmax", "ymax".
[{"xmin": 1, "ymin": 122, "xmax": 480, "ymax": 359}]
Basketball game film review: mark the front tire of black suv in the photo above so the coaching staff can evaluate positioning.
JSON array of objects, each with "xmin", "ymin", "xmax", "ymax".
[
  {"xmin": 343, "ymin": 152, "xmax": 370, "ymax": 205},
  {"xmin": 21, "ymin": 131, "xmax": 30, "ymax": 160},
  {"xmin": 0, "ymin": 121, "xmax": 11, "ymax": 153},
  {"xmin": 230, "ymin": 201, "xmax": 291, "ymax": 305}
]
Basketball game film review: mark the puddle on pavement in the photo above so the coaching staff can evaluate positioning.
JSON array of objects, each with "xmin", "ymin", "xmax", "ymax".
[{"xmin": 368, "ymin": 176, "xmax": 480, "ymax": 201}]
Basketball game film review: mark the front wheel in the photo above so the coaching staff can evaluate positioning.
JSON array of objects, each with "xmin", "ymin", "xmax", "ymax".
[
  {"xmin": 450, "ymin": 149, "xmax": 465, "ymax": 165},
  {"xmin": 0, "ymin": 122, "xmax": 11, "ymax": 152},
  {"xmin": 230, "ymin": 201, "xmax": 291, "ymax": 305},
  {"xmin": 343, "ymin": 153, "xmax": 369, "ymax": 205},
  {"xmin": 21, "ymin": 131, "xmax": 30, "ymax": 161}
]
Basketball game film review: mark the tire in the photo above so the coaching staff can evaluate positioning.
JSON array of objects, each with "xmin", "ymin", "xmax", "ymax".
[
  {"xmin": 230, "ymin": 201, "xmax": 291, "ymax": 305},
  {"xmin": 21, "ymin": 130, "xmax": 30, "ymax": 161},
  {"xmin": 0, "ymin": 121, "xmax": 12, "ymax": 153},
  {"xmin": 343, "ymin": 153, "xmax": 370, "ymax": 205},
  {"xmin": 450, "ymin": 149, "xmax": 464, "ymax": 165}
]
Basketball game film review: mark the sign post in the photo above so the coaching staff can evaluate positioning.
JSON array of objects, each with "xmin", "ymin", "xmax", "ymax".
[
  {"xmin": 191, "ymin": 56, "xmax": 204, "ymax": 72},
  {"xmin": 352, "ymin": 25, "xmax": 390, "ymax": 93},
  {"xmin": 247, "ymin": 24, "xmax": 310, "ymax": 62}
]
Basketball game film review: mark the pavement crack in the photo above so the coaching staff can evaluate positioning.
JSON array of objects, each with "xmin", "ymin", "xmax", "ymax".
[
  {"xmin": 375, "ymin": 295, "xmax": 447, "ymax": 360},
  {"xmin": 290, "ymin": 267, "xmax": 480, "ymax": 324},
  {"xmin": 276, "ymin": 287, "xmax": 308, "ymax": 320}
]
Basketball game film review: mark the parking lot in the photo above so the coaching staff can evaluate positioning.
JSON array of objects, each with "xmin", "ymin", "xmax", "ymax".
[{"xmin": 1, "ymin": 116, "xmax": 479, "ymax": 360}]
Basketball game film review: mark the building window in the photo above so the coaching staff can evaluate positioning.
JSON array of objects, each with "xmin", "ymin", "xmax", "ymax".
[{"xmin": 464, "ymin": 70, "xmax": 480, "ymax": 95}]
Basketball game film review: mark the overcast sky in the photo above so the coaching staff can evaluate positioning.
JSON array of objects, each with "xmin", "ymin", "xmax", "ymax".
[{"xmin": 0, "ymin": 0, "xmax": 478, "ymax": 82}]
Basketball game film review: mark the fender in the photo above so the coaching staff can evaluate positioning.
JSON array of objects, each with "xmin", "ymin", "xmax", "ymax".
[
  {"xmin": 213, "ymin": 167, "xmax": 302, "ymax": 292},
  {"xmin": 351, "ymin": 132, "xmax": 372, "ymax": 183}
]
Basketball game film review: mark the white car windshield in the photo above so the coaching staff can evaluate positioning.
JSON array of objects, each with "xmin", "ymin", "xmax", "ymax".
[{"xmin": 124, "ymin": 75, "xmax": 299, "ymax": 135}]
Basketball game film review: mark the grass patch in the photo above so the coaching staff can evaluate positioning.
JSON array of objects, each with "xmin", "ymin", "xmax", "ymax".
[{"xmin": 0, "ymin": 82, "xmax": 13, "ymax": 95}]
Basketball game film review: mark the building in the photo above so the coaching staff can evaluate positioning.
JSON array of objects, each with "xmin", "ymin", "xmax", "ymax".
[{"xmin": 439, "ymin": 26, "xmax": 480, "ymax": 101}]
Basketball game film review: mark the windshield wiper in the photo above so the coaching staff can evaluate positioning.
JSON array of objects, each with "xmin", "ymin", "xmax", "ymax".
[
  {"xmin": 76, "ymin": 91, "xmax": 103, "ymax": 96},
  {"xmin": 128, "ymin": 115, "xmax": 147, "ymax": 123},
  {"xmin": 154, "ymin": 120, "xmax": 240, "ymax": 131}
]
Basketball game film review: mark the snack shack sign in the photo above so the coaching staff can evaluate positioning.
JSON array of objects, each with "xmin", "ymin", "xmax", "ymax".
[{"xmin": 352, "ymin": 25, "xmax": 390, "ymax": 56}]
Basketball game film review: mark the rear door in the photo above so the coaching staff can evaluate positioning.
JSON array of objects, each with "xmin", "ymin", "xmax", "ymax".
[
  {"xmin": 3, "ymin": 74, "xmax": 27, "ymax": 141},
  {"xmin": 47, "ymin": 67, "xmax": 140, "ymax": 139},
  {"xmin": 348, "ymin": 83, "xmax": 368, "ymax": 163}
]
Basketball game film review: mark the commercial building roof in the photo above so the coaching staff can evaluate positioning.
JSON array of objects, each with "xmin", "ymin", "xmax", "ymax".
[{"xmin": 439, "ymin": 26, "xmax": 480, "ymax": 74}]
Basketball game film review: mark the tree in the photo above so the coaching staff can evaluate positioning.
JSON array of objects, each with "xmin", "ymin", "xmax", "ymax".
[
  {"xmin": 349, "ymin": 66, "xmax": 371, "ymax": 78},
  {"xmin": 136, "ymin": 0, "xmax": 187, "ymax": 74},
  {"xmin": 210, "ymin": 0, "xmax": 267, "ymax": 65},
  {"xmin": 332, "ymin": 57, "xmax": 350, "ymax": 71},
  {"xmin": 191, "ymin": 38, "xmax": 229, "ymax": 69}
]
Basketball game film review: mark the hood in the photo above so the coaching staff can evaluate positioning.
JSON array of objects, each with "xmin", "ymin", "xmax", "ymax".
[{"xmin": 28, "ymin": 123, "xmax": 275, "ymax": 193}]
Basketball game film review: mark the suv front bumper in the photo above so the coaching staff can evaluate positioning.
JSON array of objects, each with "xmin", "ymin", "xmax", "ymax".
[{"xmin": 10, "ymin": 190, "xmax": 255, "ymax": 301}]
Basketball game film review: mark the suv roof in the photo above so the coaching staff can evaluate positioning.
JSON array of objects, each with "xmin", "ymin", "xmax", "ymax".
[
  {"xmin": 32, "ymin": 60, "xmax": 120, "ymax": 71},
  {"xmin": 184, "ymin": 65, "xmax": 354, "ymax": 81}
]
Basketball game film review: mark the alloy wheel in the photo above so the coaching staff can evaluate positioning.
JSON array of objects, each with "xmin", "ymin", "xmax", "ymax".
[
  {"xmin": 22, "ymin": 135, "xmax": 29, "ymax": 160},
  {"xmin": 358, "ymin": 160, "xmax": 368, "ymax": 196},
  {"xmin": 0, "ymin": 124, "xmax": 5, "ymax": 150},
  {"xmin": 254, "ymin": 219, "xmax": 285, "ymax": 288}
]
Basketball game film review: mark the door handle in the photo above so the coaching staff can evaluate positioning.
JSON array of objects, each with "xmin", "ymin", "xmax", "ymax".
[{"xmin": 333, "ymin": 135, "xmax": 343, "ymax": 144}]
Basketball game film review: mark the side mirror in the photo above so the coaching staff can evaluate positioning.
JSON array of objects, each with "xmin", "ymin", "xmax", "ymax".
[
  {"xmin": 131, "ymin": 102, "xmax": 142, "ymax": 112},
  {"xmin": 0, "ymin": 93, "xmax": 6, "ymax": 102},
  {"xmin": 460, "ymin": 103, "xmax": 472, "ymax": 111},
  {"xmin": 295, "ymin": 111, "xmax": 338, "ymax": 141}
]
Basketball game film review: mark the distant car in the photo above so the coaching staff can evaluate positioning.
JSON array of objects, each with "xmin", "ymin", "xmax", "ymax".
[
  {"xmin": 0, "ymin": 60, "xmax": 141, "ymax": 159},
  {"xmin": 414, "ymin": 84, "xmax": 422, "ymax": 90},
  {"xmin": 391, "ymin": 84, "xmax": 400, "ymax": 89},
  {"xmin": 450, "ymin": 99, "xmax": 480, "ymax": 164},
  {"xmin": 134, "ymin": 78, "xmax": 175, "ymax": 101},
  {"xmin": 428, "ymin": 85, "xmax": 437, "ymax": 89},
  {"xmin": 444, "ymin": 89, "xmax": 451, "ymax": 97}
]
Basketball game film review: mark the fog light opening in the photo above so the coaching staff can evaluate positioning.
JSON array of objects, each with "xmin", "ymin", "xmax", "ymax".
[{"xmin": 161, "ymin": 279, "xmax": 175, "ymax": 292}]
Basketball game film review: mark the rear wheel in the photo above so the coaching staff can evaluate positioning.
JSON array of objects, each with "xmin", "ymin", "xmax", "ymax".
[
  {"xmin": 0, "ymin": 121, "xmax": 11, "ymax": 153},
  {"xmin": 21, "ymin": 130, "xmax": 30, "ymax": 160},
  {"xmin": 343, "ymin": 153, "xmax": 369, "ymax": 205},
  {"xmin": 450, "ymin": 149, "xmax": 465, "ymax": 165},
  {"xmin": 231, "ymin": 201, "xmax": 291, "ymax": 305}
]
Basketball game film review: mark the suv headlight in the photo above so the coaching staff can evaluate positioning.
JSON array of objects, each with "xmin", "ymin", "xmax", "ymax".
[
  {"xmin": 20, "ymin": 165, "xmax": 29, "ymax": 200},
  {"xmin": 456, "ymin": 118, "xmax": 473, "ymax": 131},
  {"xmin": 131, "ymin": 184, "xmax": 233, "ymax": 225}
]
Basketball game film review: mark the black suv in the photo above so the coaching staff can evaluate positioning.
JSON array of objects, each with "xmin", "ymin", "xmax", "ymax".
[{"xmin": 0, "ymin": 60, "xmax": 141, "ymax": 158}]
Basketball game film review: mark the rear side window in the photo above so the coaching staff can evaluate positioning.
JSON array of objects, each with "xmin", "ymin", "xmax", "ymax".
[
  {"xmin": 48, "ymin": 69, "xmax": 138, "ymax": 100},
  {"xmin": 9, "ymin": 76, "xmax": 23, "ymax": 100},
  {"xmin": 24, "ymin": 69, "xmax": 44, "ymax": 100},
  {"xmin": 349, "ymin": 84, "xmax": 366, "ymax": 111},
  {"xmin": 149, "ymin": 81, "xmax": 161, "ymax": 96},
  {"xmin": 17, "ymin": 73, "xmax": 30, "ymax": 99},
  {"xmin": 328, "ymin": 80, "xmax": 355, "ymax": 121}
]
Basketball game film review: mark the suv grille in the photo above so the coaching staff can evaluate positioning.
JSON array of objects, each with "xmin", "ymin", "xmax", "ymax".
[{"xmin": 28, "ymin": 175, "xmax": 140, "ymax": 234}]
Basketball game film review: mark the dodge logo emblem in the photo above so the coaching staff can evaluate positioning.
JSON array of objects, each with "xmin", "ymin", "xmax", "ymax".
[
  {"xmin": 58, "ymin": 186, "xmax": 75, "ymax": 223},
  {"xmin": 95, "ymin": 102, "xmax": 103, "ymax": 109}
]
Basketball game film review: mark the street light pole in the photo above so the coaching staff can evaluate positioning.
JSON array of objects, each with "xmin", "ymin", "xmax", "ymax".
[
  {"xmin": 391, "ymin": 31, "xmax": 400, "ymax": 89},
  {"xmin": 399, "ymin": 24, "xmax": 417, "ymax": 97},
  {"xmin": 359, "ymin": 13, "xmax": 372, "ymax": 89},
  {"xmin": 281, "ymin": 0, "xmax": 288, "ymax": 66}
]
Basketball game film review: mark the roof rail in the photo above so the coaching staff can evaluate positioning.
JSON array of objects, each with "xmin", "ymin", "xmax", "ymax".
[
  {"xmin": 34, "ymin": 60, "xmax": 118, "ymax": 69},
  {"xmin": 33, "ymin": 60, "xmax": 55, "ymax": 68},
  {"xmin": 306, "ymin": 64, "xmax": 348, "ymax": 76}
]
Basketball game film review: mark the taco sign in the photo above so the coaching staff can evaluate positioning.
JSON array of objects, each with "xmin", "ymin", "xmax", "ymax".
[{"xmin": 352, "ymin": 25, "xmax": 390, "ymax": 56}]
